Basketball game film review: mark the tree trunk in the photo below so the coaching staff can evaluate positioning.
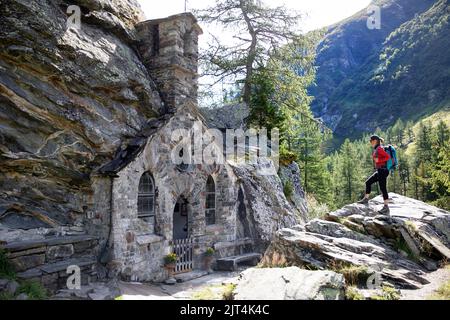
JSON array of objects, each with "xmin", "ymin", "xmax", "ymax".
[{"xmin": 239, "ymin": 0, "xmax": 257, "ymax": 105}]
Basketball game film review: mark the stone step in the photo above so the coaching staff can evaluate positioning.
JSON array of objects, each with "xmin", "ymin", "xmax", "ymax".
[
  {"xmin": 216, "ymin": 253, "xmax": 261, "ymax": 271},
  {"xmin": 174, "ymin": 270, "xmax": 209, "ymax": 283},
  {"xmin": 2, "ymin": 235, "xmax": 98, "ymax": 252},
  {"xmin": 17, "ymin": 256, "xmax": 97, "ymax": 279}
]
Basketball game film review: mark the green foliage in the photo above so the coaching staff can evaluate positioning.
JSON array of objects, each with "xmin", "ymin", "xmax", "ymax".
[
  {"xmin": 222, "ymin": 283, "xmax": 236, "ymax": 300},
  {"xmin": 0, "ymin": 292, "xmax": 15, "ymax": 300},
  {"xmin": 428, "ymin": 280, "xmax": 450, "ymax": 300},
  {"xmin": 345, "ymin": 286, "xmax": 365, "ymax": 300},
  {"xmin": 0, "ymin": 250, "xmax": 47, "ymax": 300},
  {"xmin": 305, "ymin": 193, "xmax": 330, "ymax": 220},
  {"xmin": 370, "ymin": 286, "xmax": 401, "ymax": 300},
  {"xmin": 330, "ymin": 262, "xmax": 371, "ymax": 286},
  {"xmin": 393, "ymin": 237, "xmax": 419, "ymax": 261},
  {"xmin": 0, "ymin": 249, "xmax": 16, "ymax": 280},
  {"xmin": 311, "ymin": 0, "xmax": 450, "ymax": 139},
  {"xmin": 164, "ymin": 253, "xmax": 177, "ymax": 265},
  {"xmin": 283, "ymin": 180, "xmax": 294, "ymax": 200},
  {"xmin": 18, "ymin": 280, "xmax": 48, "ymax": 300},
  {"xmin": 319, "ymin": 117, "xmax": 449, "ymax": 210},
  {"xmin": 205, "ymin": 247, "xmax": 215, "ymax": 256}
]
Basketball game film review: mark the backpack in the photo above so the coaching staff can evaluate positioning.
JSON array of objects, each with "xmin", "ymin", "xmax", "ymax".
[{"xmin": 384, "ymin": 145, "xmax": 398, "ymax": 171}]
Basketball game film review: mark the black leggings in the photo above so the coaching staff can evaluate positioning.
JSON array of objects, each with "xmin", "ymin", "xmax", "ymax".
[{"xmin": 365, "ymin": 168, "xmax": 390, "ymax": 200}]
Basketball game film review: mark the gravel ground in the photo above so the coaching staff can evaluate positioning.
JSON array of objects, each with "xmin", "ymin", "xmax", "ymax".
[{"xmin": 400, "ymin": 266, "xmax": 450, "ymax": 300}]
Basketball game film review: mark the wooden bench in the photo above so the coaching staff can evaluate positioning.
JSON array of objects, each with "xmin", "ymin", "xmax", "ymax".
[{"xmin": 216, "ymin": 253, "xmax": 262, "ymax": 271}]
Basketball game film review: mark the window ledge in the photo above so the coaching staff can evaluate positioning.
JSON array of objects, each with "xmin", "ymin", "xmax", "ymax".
[{"xmin": 136, "ymin": 234, "xmax": 163, "ymax": 245}]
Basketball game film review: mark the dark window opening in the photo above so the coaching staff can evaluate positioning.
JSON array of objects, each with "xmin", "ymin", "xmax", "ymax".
[
  {"xmin": 205, "ymin": 176, "xmax": 216, "ymax": 225},
  {"xmin": 138, "ymin": 172, "xmax": 155, "ymax": 219}
]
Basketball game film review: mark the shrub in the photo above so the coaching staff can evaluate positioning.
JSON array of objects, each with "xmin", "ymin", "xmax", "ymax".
[
  {"xmin": 18, "ymin": 280, "xmax": 48, "ymax": 300},
  {"xmin": 205, "ymin": 247, "xmax": 215, "ymax": 256},
  {"xmin": 345, "ymin": 286, "xmax": 365, "ymax": 300},
  {"xmin": 0, "ymin": 249, "xmax": 16, "ymax": 280},
  {"xmin": 370, "ymin": 285, "xmax": 401, "ymax": 300},
  {"xmin": 306, "ymin": 193, "xmax": 330, "ymax": 221},
  {"xmin": 283, "ymin": 181, "xmax": 293, "ymax": 200},
  {"xmin": 222, "ymin": 283, "xmax": 236, "ymax": 300},
  {"xmin": 330, "ymin": 261, "xmax": 370, "ymax": 286}
]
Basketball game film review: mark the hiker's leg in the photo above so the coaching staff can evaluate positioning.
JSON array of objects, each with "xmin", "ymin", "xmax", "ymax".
[
  {"xmin": 378, "ymin": 168, "xmax": 389, "ymax": 202},
  {"xmin": 364, "ymin": 171, "xmax": 379, "ymax": 197}
]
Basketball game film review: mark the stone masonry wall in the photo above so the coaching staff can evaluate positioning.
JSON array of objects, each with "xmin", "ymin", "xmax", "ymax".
[{"xmin": 107, "ymin": 104, "xmax": 239, "ymax": 282}]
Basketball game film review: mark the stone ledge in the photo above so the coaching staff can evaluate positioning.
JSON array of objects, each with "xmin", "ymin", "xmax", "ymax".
[
  {"xmin": 214, "ymin": 237, "xmax": 254, "ymax": 250},
  {"xmin": 2, "ymin": 235, "xmax": 98, "ymax": 252},
  {"xmin": 136, "ymin": 234, "xmax": 164, "ymax": 245},
  {"xmin": 16, "ymin": 256, "xmax": 97, "ymax": 279}
]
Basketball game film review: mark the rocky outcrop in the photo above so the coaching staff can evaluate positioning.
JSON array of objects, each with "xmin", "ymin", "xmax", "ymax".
[
  {"xmin": 234, "ymin": 267, "xmax": 345, "ymax": 300},
  {"xmin": 200, "ymin": 103, "xmax": 249, "ymax": 130},
  {"xmin": 263, "ymin": 194, "xmax": 450, "ymax": 289},
  {"xmin": 278, "ymin": 161, "xmax": 308, "ymax": 214},
  {"xmin": 0, "ymin": 0, "xmax": 162, "ymax": 228},
  {"xmin": 231, "ymin": 159, "xmax": 306, "ymax": 252}
]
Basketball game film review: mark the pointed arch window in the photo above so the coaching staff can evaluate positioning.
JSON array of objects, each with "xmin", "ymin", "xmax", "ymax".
[
  {"xmin": 138, "ymin": 172, "xmax": 155, "ymax": 218},
  {"xmin": 205, "ymin": 176, "xmax": 216, "ymax": 225}
]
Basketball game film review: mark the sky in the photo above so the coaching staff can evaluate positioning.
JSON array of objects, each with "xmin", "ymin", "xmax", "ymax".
[
  {"xmin": 137, "ymin": 0, "xmax": 372, "ymax": 32},
  {"xmin": 136, "ymin": 0, "xmax": 373, "ymax": 106}
]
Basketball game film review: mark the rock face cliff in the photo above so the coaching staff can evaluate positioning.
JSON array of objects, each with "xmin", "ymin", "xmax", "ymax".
[{"xmin": 0, "ymin": 0, "xmax": 162, "ymax": 229}]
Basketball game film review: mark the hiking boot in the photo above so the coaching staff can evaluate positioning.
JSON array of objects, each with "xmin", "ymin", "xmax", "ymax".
[
  {"xmin": 357, "ymin": 198, "xmax": 369, "ymax": 205},
  {"xmin": 378, "ymin": 205, "xmax": 390, "ymax": 215}
]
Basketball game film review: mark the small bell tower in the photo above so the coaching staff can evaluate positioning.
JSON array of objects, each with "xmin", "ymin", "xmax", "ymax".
[{"xmin": 136, "ymin": 13, "xmax": 203, "ymax": 114}]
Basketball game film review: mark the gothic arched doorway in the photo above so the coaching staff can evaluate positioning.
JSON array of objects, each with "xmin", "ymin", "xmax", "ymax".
[
  {"xmin": 173, "ymin": 196, "xmax": 189, "ymax": 240},
  {"xmin": 172, "ymin": 196, "xmax": 193, "ymax": 274}
]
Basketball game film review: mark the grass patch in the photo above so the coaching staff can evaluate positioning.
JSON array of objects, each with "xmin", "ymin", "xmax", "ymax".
[
  {"xmin": 428, "ymin": 280, "xmax": 450, "ymax": 300},
  {"xmin": 370, "ymin": 285, "xmax": 401, "ymax": 300},
  {"xmin": 404, "ymin": 221, "xmax": 418, "ymax": 232},
  {"xmin": 17, "ymin": 280, "xmax": 48, "ymax": 300},
  {"xmin": 0, "ymin": 249, "xmax": 16, "ymax": 280},
  {"xmin": 222, "ymin": 283, "xmax": 236, "ymax": 300},
  {"xmin": 192, "ymin": 283, "xmax": 237, "ymax": 300},
  {"xmin": 306, "ymin": 194, "xmax": 330, "ymax": 221},
  {"xmin": 345, "ymin": 286, "xmax": 365, "ymax": 300},
  {"xmin": 330, "ymin": 262, "xmax": 371, "ymax": 286},
  {"xmin": 393, "ymin": 237, "xmax": 419, "ymax": 261},
  {"xmin": 258, "ymin": 252, "xmax": 289, "ymax": 268},
  {"xmin": 283, "ymin": 181, "xmax": 293, "ymax": 200},
  {"xmin": 0, "ymin": 249, "xmax": 48, "ymax": 300},
  {"xmin": 0, "ymin": 292, "xmax": 15, "ymax": 300}
]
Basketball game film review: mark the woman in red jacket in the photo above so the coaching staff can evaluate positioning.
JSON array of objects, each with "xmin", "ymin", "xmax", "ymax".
[{"xmin": 358, "ymin": 135, "xmax": 390, "ymax": 215}]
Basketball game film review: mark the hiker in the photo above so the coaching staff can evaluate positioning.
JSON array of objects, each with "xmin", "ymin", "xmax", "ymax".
[{"xmin": 358, "ymin": 135, "xmax": 391, "ymax": 215}]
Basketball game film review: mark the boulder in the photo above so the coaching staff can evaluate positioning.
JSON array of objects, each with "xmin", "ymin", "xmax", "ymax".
[
  {"xmin": 16, "ymin": 293, "xmax": 29, "ymax": 300},
  {"xmin": 231, "ymin": 159, "xmax": 304, "ymax": 252},
  {"xmin": 5, "ymin": 280, "xmax": 20, "ymax": 295},
  {"xmin": 234, "ymin": 267, "xmax": 345, "ymax": 300}
]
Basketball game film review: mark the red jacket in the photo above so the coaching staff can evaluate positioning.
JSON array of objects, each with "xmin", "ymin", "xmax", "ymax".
[{"xmin": 373, "ymin": 145, "xmax": 390, "ymax": 169}]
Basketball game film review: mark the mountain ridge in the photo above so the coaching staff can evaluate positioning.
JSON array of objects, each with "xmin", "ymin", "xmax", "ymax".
[{"xmin": 310, "ymin": 0, "xmax": 449, "ymax": 139}]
